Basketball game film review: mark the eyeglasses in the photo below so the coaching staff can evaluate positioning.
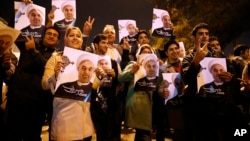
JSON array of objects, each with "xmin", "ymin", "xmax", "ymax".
[{"xmin": 45, "ymin": 32, "xmax": 59, "ymax": 38}]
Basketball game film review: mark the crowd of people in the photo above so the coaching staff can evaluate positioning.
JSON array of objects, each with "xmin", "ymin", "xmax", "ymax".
[{"xmin": 1, "ymin": 1, "xmax": 250, "ymax": 141}]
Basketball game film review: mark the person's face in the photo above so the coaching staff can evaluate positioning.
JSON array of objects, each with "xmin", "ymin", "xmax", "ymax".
[
  {"xmin": 98, "ymin": 59, "xmax": 109, "ymax": 69},
  {"xmin": 165, "ymin": 43, "xmax": 180, "ymax": 61},
  {"xmin": 43, "ymin": 29, "xmax": 59, "ymax": 48},
  {"xmin": 144, "ymin": 60, "xmax": 158, "ymax": 77},
  {"xmin": 209, "ymin": 40, "xmax": 221, "ymax": 52},
  {"xmin": 137, "ymin": 33, "xmax": 150, "ymax": 45},
  {"xmin": 65, "ymin": 29, "xmax": 83, "ymax": 49},
  {"xmin": 126, "ymin": 24, "xmax": 136, "ymax": 35},
  {"xmin": 28, "ymin": 9, "xmax": 42, "ymax": 26},
  {"xmin": 78, "ymin": 60, "xmax": 95, "ymax": 83},
  {"xmin": 194, "ymin": 28, "xmax": 209, "ymax": 46},
  {"xmin": 96, "ymin": 39, "xmax": 108, "ymax": 55},
  {"xmin": 140, "ymin": 47, "xmax": 152, "ymax": 54},
  {"xmin": 162, "ymin": 15, "xmax": 172, "ymax": 28},
  {"xmin": 62, "ymin": 5, "xmax": 74, "ymax": 20},
  {"xmin": 241, "ymin": 49, "xmax": 250, "ymax": 60},
  {"xmin": 0, "ymin": 35, "xmax": 13, "ymax": 55},
  {"xmin": 103, "ymin": 29, "xmax": 116, "ymax": 44},
  {"xmin": 210, "ymin": 64, "xmax": 225, "ymax": 83}
]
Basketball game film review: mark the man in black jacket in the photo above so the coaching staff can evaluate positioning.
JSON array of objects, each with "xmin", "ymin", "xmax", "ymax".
[
  {"xmin": 91, "ymin": 34, "xmax": 122, "ymax": 141},
  {"xmin": 182, "ymin": 23, "xmax": 247, "ymax": 141},
  {"xmin": 6, "ymin": 27, "xmax": 60, "ymax": 141}
]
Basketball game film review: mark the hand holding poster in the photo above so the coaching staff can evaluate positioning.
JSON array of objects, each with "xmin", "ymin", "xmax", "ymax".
[
  {"xmin": 51, "ymin": 47, "xmax": 96, "ymax": 140},
  {"xmin": 96, "ymin": 55, "xmax": 112, "ymax": 87},
  {"xmin": 118, "ymin": 19, "xmax": 138, "ymax": 43},
  {"xmin": 51, "ymin": 0, "xmax": 76, "ymax": 32},
  {"xmin": 14, "ymin": 2, "xmax": 46, "ymax": 42},
  {"xmin": 55, "ymin": 47, "xmax": 99, "ymax": 102},
  {"xmin": 152, "ymin": 8, "xmax": 173, "ymax": 38},
  {"xmin": 162, "ymin": 73, "xmax": 182, "ymax": 104},
  {"xmin": 134, "ymin": 54, "xmax": 159, "ymax": 92}
]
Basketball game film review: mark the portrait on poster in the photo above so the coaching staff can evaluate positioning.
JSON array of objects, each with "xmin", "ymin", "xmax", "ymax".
[
  {"xmin": 97, "ymin": 55, "xmax": 113, "ymax": 87},
  {"xmin": 197, "ymin": 57, "xmax": 227, "ymax": 94},
  {"xmin": 14, "ymin": 2, "xmax": 46, "ymax": 42},
  {"xmin": 152, "ymin": 8, "xmax": 173, "ymax": 38},
  {"xmin": 51, "ymin": 0, "xmax": 76, "ymax": 32},
  {"xmin": 97, "ymin": 55, "xmax": 111, "ymax": 69},
  {"xmin": 14, "ymin": 2, "xmax": 46, "ymax": 30},
  {"xmin": 54, "ymin": 47, "xmax": 99, "ymax": 101},
  {"xmin": 134, "ymin": 54, "xmax": 159, "ymax": 92},
  {"xmin": 162, "ymin": 73, "xmax": 182, "ymax": 104},
  {"xmin": 118, "ymin": 19, "xmax": 137, "ymax": 43}
]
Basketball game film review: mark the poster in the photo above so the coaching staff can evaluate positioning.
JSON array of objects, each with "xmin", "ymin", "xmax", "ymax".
[
  {"xmin": 134, "ymin": 54, "xmax": 159, "ymax": 86},
  {"xmin": 162, "ymin": 73, "xmax": 181, "ymax": 104},
  {"xmin": 152, "ymin": 8, "xmax": 173, "ymax": 38},
  {"xmin": 14, "ymin": 2, "xmax": 46, "ymax": 42},
  {"xmin": 51, "ymin": 0, "xmax": 76, "ymax": 32},
  {"xmin": 197, "ymin": 57, "xmax": 227, "ymax": 93},
  {"xmin": 118, "ymin": 19, "xmax": 137, "ymax": 43},
  {"xmin": 55, "ymin": 47, "xmax": 99, "ymax": 98}
]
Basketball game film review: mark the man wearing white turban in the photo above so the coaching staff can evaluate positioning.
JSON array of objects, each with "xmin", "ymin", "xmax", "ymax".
[
  {"xmin": 20, "ymin": 4, "xmax": 45, "ymax": 42},
  {"xmin": 152, "ymin": 11, "xmax": 174, "ymax": 38},
  {"xmin": 54, "ymin": 1, "xmax": 76, "ymax": 32}
]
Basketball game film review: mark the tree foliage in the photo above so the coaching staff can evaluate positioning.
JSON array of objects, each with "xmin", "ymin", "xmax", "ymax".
[{"xmin": 148, "ymin": 0, "xmax": 250, "ymax": 51}]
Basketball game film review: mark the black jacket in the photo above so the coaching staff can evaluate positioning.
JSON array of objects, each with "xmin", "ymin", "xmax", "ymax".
[{"xmin": 7, "ymin": 41, "xmax": 55, "ymax": 104}]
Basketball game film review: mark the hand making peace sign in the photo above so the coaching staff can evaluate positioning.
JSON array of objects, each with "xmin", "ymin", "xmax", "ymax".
[
  {"xmin": 83, "ymin": 16, "xmax": 95, "ymax": 36},
  {"xmin": 25, "ymin": 35, "xmax": 35, "ymax": 51},
  {"xmin": 193, "ymin": 39, "xmax": 209, "ymax": 67}
]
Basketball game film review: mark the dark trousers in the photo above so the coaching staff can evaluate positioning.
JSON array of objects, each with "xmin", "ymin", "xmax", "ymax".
[
  {"xmin": 6, "ymin": 100, "xmax": 46, "ymax": 141},
  {"xmin": 93, "ymin": 114, "xmax": 121, "ymax": 141},
  {"xmin": 152, "ymin": 94, "xmax": 170, "ymax": 141},
  {"xmin": 134, "ymin": 129, "xmax": 151, "ymax": 141},
  {"xmin": 0, "ymin": 108, "xmax": 8, "ymax": 141}
]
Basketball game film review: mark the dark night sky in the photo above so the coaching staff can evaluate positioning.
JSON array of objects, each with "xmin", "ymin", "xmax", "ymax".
[{"xmin": 0, "ymin": 0, "xmax": 154, "ymax": 43}]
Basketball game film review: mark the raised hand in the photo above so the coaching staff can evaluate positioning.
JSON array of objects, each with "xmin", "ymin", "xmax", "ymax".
[
  {"xmin": 122, "ymin": 37, "xmax": 130, "ymax": 50},
  {"xmin": 218, "ymin": 71, "xmax": 233, "ymax": 82},
  {"xmin": 193, "ymin": 39, "xmax": 209, "ymax": 67},
  {"xmin": 158, "ymin": 58, "xmax": 164, "ymax": 66},
  {"xmin": 105, "ymin": 68, "xmax": 115, "ymax": 78},
  {"xmin": 83, "ymin": 16, "xmax": 95, "ymax": 36},
  {"xmin": 6, "ymin": 63, "xmax": 15, "ymax": 76},
  {"xmin": 130, "ymin": 63, "xmax": 140, "ymax": 74},
  {"xmin": 2, "ymin": 51, "xmax": 11, "ymax": 68},
  {"xmin": 48, "ymin": 10, "xmax": 55, "ymax": 21},
  {"xmin": 25, "ymin": 35, "xmax": 35, "ymax": 50},
  {"xmin": 54, "ymin": 61, "xmax": 64, "ymax": 79},
  {"xmin": 46, "ymin": 10, "xmax": 55, "ymax": 28},
  {"xmin": 95, "ymin": 67, "xmax": 106, "ymax": 79}
]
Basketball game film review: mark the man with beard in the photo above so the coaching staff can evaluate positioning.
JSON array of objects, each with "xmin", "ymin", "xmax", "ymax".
[{"xmin": 19, "ymin": 4, "xmax": 45, "ymax": 43}]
